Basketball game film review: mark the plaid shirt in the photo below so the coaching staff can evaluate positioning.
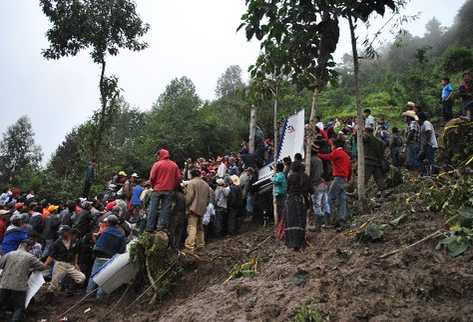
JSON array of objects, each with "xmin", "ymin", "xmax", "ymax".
[{"xmin": 407, "ymin": 120, "xmax": 420, "ymax": 144}]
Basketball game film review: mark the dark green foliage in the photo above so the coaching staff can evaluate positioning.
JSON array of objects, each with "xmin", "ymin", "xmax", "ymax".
[
  {"xmin": 441, "ymin": 47, "xmax": 473, "ymax": 74},
  {"xmin": 239, "ymin": 0, "xmax": 341, "ymax": 90}
]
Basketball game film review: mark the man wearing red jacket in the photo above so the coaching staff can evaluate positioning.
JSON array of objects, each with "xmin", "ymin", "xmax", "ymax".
[
  {"xmin": 318, "ymin": 139, "xmax": 351, "ymax": 226},
  {"xmin": 147, "ymin": 149, "xmax": 181, "ymax": 233}
]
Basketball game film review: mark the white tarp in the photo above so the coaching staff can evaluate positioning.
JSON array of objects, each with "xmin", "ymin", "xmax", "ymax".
[
  {"xmin": 92, "ymin": 246, "xmax": 138, "ymax": 294},
  {"xmin": 277, "ymin": 109, "xmax": 305, "ymax": 161},
  {"xmin": 256, "ymin": 109, "xmax": 305, "ymax": 186},
  {"xmin": 25, "ymin": 271, "xmax": 45, "ymax": 308}
]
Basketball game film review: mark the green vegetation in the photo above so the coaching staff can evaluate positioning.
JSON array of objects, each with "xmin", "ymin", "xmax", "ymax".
[
  {"xmin": 130, "ymin": 233, "xmax": 181, "ymax": 300},
  {"xmin": 225, "ymin": 258, "xmax": 258, "ymax": 282},
  {"xmin": 292, "ymin": 305, "xmax": 329, "ymax": 322}
]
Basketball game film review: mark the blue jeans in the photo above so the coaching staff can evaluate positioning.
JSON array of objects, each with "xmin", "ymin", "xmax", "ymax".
[
  {"xmin": 86, "ymin": 258, "xmax": 108, "ymax": 299},
  {"xmin": 328, "ymin": 177, "xmax": 347, "ymax": 222},
  {"xmin": 311, "ymin": 182, "xmax": 330, "ymax": 223},
  {"xmin": 406, "ymin": 143, "xmax": 420, "ymax": 169},
  {"xmin": 146, "ymin": 191, "xmax": 172, "ymax": 231},
  {"xmin": 246, "ymin": 194, "xmax": 254, "ymax": 215}
]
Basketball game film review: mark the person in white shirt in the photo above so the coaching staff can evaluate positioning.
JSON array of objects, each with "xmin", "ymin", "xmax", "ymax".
[
  {"xmin": 26, "ymin": 190, "xmax": 35, "ymax": 200},
  {"xmin": 216, "ymin": 157, "xmax": 227, "ymax": 178},
  {"xmin": 315, "ymin": 116, "xmax": 324, "ymax": 130},
  {"xmin": 363, "ymin": 108, "xmax": 376, "ymax": 129}
]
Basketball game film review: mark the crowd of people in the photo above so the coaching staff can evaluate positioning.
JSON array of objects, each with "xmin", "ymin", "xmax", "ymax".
[
  {"xmin": 0, "ymin": 71, "xmax": 471, "ymax": 322},
  {"xmin": 271, "ymin": 70, "xmax": 473, "ymax": 251},
  {"xmin": 0, "ymin": 145, "xmax": 270, "ymax": 321}
]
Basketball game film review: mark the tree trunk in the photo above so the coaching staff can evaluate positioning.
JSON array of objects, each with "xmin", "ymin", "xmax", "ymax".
[
  {"xmin": 91, "ymin": 59, "xmax": 108, "ymax": 160},
  {"xmin": 305, "ymin": 87, "xmax": 319, "ymax": 175},
  {"xmin": 348, "ymin": 15, "xmax": 366, "ymax": 204},
  {"xmin": 249, "ymin": 105, "xmax": 257, "ymax": 154},
  {"xmin": 273, "ymin": 88, "xmax": 279, "ymax": 162},
  {"xmin": 272, "ymin": 88, "xmax": 279, "ymax": 227}
]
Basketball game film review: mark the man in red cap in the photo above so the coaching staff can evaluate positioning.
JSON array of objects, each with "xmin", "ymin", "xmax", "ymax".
[{"xmin": 147, "ymin": 149, "xmax": 181, "ymax": 234}]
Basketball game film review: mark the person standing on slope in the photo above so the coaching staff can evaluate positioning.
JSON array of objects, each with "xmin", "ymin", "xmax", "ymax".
[
  {"xmin": 184, "ymin": 169, "xmax": 211, "ymax": 251},
  {"xmin": 147, "ymin": 149, "xmax": 181, "ymax": 235}
]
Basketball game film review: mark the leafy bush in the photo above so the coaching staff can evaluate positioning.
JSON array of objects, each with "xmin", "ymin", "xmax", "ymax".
[
  {"xmin": 422, "ymin": 173, "xmax": 473, "ymax": 215},
  {"xmin": 437, "ymin": 208, "xmax": 473, "ymax": 257}
]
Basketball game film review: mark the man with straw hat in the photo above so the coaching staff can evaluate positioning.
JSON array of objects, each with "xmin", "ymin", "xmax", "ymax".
[
  {"xmin": 227, "ymin": 175, "xmax": 242, "ymax": 235},
  {"xmin": 184, "ymin": 169, "xmax": 211, "ymax": 251}
]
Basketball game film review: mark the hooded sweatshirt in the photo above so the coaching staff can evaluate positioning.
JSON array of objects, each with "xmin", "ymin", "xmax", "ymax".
[
  {"xmin": 1, "ymin": 225, "xmax": 28, "ymax": 255},
  {"xmin": 94, "ymin": 225, "xmax": 126, "ymax": 259},
  {"xmin": 149, "ymin": 149, "xmax": 181, "ymax": 192}
]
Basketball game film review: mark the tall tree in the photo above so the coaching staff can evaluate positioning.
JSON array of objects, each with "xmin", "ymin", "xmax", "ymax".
[
  {"xmin": 215, "ymin": 65, "xmax": 245, "ymax": 98},
  {"xmin": 40, "ymin": 0, "xmax": 149, "ymax": 159},
  {"xmin": 338, "ymin": 0, "xmax": 402, "ymax": 203},
  {"xmin": 145, "ymin": 77, "xmax": 204, "ymax": 163},
  {"xmin": 0, "ymin": 116, "xmax": 42, "ymax": 188},
  {"xmin": 239, "ymin": 0, "xmax": 339, "ymax": 174}
]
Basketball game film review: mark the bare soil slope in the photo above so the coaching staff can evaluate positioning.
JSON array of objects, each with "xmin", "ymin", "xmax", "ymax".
[{"xmin": 27, "ymin": 194, "xmax": 473, "ymax": 322}]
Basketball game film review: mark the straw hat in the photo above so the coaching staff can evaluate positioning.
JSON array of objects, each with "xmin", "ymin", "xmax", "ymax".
[
  {"xmin": 406, "ymin": 101, "xmax": 416, "ymax": 108},
  {"xmin": 402, "ymin": 110, "xmax": 419, "ymax": 121},
  {"xmin": 230, "ymin": 175, "xmax": 240, "ymax": 186}
]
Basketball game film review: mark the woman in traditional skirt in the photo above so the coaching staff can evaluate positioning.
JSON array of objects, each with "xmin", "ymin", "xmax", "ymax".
[{"xmin": 284, "ymin": 160, "xmax": 312, "ymax": 250}]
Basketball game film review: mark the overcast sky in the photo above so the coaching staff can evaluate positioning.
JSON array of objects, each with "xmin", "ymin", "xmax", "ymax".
[{"xmin": 0, "ymin": 0, "xmax": 466, "ymax": 161}]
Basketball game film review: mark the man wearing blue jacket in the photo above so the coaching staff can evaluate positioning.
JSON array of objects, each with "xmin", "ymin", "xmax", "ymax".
[
  {"xmin": 86, "ymin": 215, "xmax": 126, "ymax": 299},
  {"xmin": 1, "ymin": 214, "xmax": 28, "ymax": 255}
]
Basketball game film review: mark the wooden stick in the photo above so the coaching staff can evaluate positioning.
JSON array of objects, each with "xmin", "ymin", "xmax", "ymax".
[
  {"xmin": 102, "ymin": 283, "xmax": 132, "ymax": 318},
  {"xmin": 379, "ymin": 229, "xmax": 444, "ymax": 259},
  {"xmin": 57, "ymin": 288, "xmax": 97, "ymax": 319},
  {"xmin": 247, "ymin": 235, "xmax": 272, "ymax": 255}
]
